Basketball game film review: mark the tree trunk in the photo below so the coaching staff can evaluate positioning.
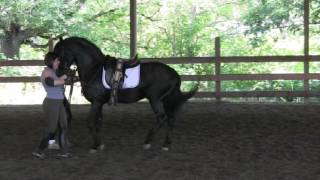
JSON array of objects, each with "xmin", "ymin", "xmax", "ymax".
[
  {"xmin": 0, "ymin": 24, "xmax": 31, "ymax": 60},
  {"xmin": 172, "ymin": 27, "xmax": 177, "ymax": 56},
  {"xmin": 0, "ymin": 35, "xmax": 21, "ymax": 59},
  {"xmin": 187, "ymin": 4, "xmax": 197, "ymax": 57}
]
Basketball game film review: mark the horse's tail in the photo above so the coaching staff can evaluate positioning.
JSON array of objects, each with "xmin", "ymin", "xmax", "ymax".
[
  {"xmin": 179, "ymin": 85, "xmax": 198, "ymax": 104},
  {"xmin": 164, "ymin": 83, "xmax": 198, "ymax": 115}
]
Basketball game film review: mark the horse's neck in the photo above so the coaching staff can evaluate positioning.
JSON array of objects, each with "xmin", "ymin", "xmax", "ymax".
[{"xmin": 76, "ymin": 60, "xmax": 101, "ymax": 83}]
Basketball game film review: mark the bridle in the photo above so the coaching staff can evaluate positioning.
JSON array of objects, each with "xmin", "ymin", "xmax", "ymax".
[{"xmin": 57, "ymin": 46, "xmax": 78, "ymax": 104}]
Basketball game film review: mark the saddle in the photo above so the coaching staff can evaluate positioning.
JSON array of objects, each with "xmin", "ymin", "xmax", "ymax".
[{"xmin": 103, "ymin": 55, "xmax": 140, "ymax": 105}]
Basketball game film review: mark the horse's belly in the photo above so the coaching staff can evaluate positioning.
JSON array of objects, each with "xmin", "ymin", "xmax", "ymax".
[{"xmin": 118, "ymin": 88, "xmax": 143, "ymax": 103}]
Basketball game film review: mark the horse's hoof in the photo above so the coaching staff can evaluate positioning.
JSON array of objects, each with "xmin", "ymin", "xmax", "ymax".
[
  {"xmin": 89, "ymin": 149, "xmax": 97, "ymax": 154},
  {"xmin": 89, "ymin": 144, "xmax": 105, "ymax": 154},
  {"xmin": 161, "ymin": 147, "xmax": 169, "ymax": 151},
  {"xmin": 143, "ymin": 144, "xmax": 152, "ymax": 150},
  {"xmin": 98, "ymin": 144, "xmax": 105, "ymax": 151}
]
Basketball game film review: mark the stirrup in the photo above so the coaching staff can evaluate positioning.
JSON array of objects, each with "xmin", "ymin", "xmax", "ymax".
[{"xmin": 108, "ymin": 97, "xmax": 116, "ymax": 106}]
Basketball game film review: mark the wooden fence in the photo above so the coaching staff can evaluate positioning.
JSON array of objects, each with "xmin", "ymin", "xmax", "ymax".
[{"xmin": 1, "ymin": 38, "xmax": 320, "ymax": 101}]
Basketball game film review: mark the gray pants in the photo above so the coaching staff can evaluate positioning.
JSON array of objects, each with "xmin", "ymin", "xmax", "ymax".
[{"xmin": 38, "ymin": 98, "xmax": 68, "ymax": 152}]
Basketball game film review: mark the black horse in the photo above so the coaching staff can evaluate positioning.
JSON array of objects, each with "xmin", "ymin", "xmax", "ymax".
[{"xmin": 53, "ymin": 37, "xmax": 198, "ymax": 152}]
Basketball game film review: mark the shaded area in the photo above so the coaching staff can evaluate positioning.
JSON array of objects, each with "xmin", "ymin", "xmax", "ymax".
[{"xmin": 1, "ymin": 102, "xmax": 320, "ymax": 180}]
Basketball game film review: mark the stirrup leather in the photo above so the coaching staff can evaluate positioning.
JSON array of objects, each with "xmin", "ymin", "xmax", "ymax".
[{"xmin": 109, "ymin": 59, "xmax": 124, "ymax": 105}]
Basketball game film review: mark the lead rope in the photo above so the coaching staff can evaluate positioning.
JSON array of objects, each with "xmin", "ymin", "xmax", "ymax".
[{"xmin": 67, "ymin": 68, "xmax": 77, "ymax": 104}]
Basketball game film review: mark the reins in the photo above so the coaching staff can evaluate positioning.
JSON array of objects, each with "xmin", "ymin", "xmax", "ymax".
[
  {"xmin": 65, "ymin": 65, "xmax": 104, "ymax": 104},
  {"xmin": 67, "ymin": 68, "xmax": 77, "ymax": 104}
]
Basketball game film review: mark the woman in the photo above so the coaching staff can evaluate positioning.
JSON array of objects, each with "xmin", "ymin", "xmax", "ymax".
[{"xmin": 32, "ymin": 52, "xmax": 71, "ymax": 159}]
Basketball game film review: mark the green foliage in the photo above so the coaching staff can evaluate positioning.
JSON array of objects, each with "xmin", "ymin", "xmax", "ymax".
[
  {"xmin": 242, "ymin": 0, "xmax": 320, "ymax": 46},
  {"xmin": 0, "ymin": 53, "xmax": 5, "ymax": 59},
  {"xmin": 137, "ymin": 0, "xmax": 216, "ymax": 57},
  {"xmin": 0, "ymin": 67, "xmax": 21, "ymax": 76},
  {"xmin": 69, "ymin": 0, "xmax": 130, "ymax": 57},
  {"xmin": 243, "ymin": 0, "xmax": 304, "ymax": 35},
  {"xmin": 0, "ymin": 0, "xmax": 78, "ymax": 34}
]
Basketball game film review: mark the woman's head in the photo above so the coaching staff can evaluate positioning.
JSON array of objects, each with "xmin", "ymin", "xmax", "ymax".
[{"xmin": 44, "ymin": 52, "xmax": 60, "ymax": 70}]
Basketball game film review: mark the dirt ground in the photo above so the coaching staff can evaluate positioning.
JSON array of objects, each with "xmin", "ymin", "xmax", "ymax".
[{"xmin": 1, "ymin": 102, "xmax": 320, "ymax": 180}]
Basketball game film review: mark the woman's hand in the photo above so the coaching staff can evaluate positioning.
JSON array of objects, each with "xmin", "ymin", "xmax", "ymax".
[
  {"xmin": 52, "ymin": 74, "xmax": 67, "ymax": 85},
  {"xmin": 60, "ymin": 74, "xmax": 68, "ymax": 80},
  {"xmin": 65, "ymin": 76, "xmax": 80, "ymax": 85}
]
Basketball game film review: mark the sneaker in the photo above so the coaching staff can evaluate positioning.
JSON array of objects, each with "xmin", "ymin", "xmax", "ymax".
[
  {"xmin": 48, "ymin": 140, "xmax": 60, "ymax": 150},
  {"xmin": 56, "ymin": 152, "xmax": 72, "ymax": 159},
  {"xmin": 32, "ymin": 151, "xmax": 46, "ymax": 159}
]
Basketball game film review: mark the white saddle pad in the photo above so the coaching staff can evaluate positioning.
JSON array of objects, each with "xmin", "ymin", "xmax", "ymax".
[{"xmin": 102, "ymin": 65, "xmax": 140, "ymax": 89}]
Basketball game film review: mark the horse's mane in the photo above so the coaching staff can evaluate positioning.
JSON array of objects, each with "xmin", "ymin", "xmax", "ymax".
[{"xmin": 56, "ymin": 37, "xmax": 106, "ymax": 64}]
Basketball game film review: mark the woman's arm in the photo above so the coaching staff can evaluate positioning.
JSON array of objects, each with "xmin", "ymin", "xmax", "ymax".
[{"xmin": 42, "ymin": 70, "xmax": 67, "ymax": 86}]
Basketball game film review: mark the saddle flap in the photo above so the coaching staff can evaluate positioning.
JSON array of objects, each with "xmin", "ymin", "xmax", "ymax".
[
  {"xmin": 103, "ymin": 61, "xmax": 115, "ymax": 87},
  {"xmin": 102, "ymin": 64, "xmax": 140, "ymax": 89}
]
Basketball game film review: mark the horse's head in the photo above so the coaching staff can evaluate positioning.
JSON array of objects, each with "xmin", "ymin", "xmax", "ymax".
[
  {"xmin": 52, "ymin": 36, "xmax": 107, "ymax": 78},
  {"xmin": 52, "ymin": 40, "xmax": 76, "ymax": 76}
]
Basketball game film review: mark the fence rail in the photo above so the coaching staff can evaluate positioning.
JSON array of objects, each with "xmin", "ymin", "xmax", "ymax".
[
  {"xmin": 141, "ymin": 55, "xmax": 320, "ymax": 63},
  {"xmin": 1, "ymin": 39, "xmax": 320, "ymax": 101},
  {"xmin": 1, "ymin": 56, "xmax": 320, "ymax": 99}
]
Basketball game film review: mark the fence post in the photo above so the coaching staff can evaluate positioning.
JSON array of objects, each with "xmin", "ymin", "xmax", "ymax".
[
  {"xmin": 130, "ymin": 0, "xmax": 137, "ymax": 58},
  {"xmin": 215, "ymin": 37, "xmax": 221, "ymax": 102},
  {"xmin": 48, "ymin": 38, "xmax": 54, "ymax": 52},
  {"xmin": 304, "ymin": 0, "xmax": 310, "ymax": 103}
]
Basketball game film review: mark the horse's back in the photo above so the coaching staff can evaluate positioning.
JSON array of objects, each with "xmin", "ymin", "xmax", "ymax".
[
  {"xmin": 140, "ymin": 61, "xmax": 179, "ymax": 80},
  {"xmin": 138, "ymin": 62, "xmax": 181, "ymax": 99}
]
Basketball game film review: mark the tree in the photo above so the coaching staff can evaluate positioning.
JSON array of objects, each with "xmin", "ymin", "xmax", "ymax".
[
  {"xmin": 137, "ymin": 0, "xmax": 223, "ymax": 58},
  {"xmin": 0, "ymin": 0, "xmax": 83, "ymax": 59},
  {"xmin": 0, "ymin": 0, "xmax": 129, "ymax": 59},
  {"xmin": 243, "ymin": 0, "xmax": 320, "ymax": 42}
]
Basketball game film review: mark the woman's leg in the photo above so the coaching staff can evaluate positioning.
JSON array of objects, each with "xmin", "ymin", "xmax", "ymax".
[{"xmin": 37, "ymin": 99, "xmax": 60, "ymax": 151}]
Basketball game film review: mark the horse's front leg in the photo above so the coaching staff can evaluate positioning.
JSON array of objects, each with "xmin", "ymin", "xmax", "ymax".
[{"xmin": 87, "ymin": 101, "xmax": 104, "ymax": 153}]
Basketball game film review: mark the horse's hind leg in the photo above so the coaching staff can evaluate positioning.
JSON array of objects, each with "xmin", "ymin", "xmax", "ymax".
[
  {"xmin": 161, "ymin": 115, "xmax": 175, "ymax": 151},
  {"xmin": 87, "ymin": 102, "xmax": 104, "ymax": 153},
  {"xmin": 144, "ymin": 100, "xmax": 167, "ymax": 150}
]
